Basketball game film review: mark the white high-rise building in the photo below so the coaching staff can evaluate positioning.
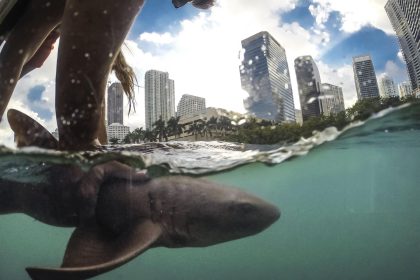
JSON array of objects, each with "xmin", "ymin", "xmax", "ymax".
[
  {"xmin": 385, "ymin": 0, "xmax": 420, "ymax": 95},
  {"xmin": 320, "ymin": 83, "xmax": 345, "ymax": 116},
  {"xmin": 106, "ymin": 123, "xmax": 130, "ymax": 144},
  {"xmin": 379, "ymin": 75, "xmax": 398, "ymax": 98},
  {"xmin": 145, "ymin": 70, "xmax": 176, "ymax": 129},
  {"xmin": 177, "ymin": 94, "xmax": 206, "ymax": 117},
  {"xmin": 398, "ymin": 81, "xmax": 413, "ymax": 98}
]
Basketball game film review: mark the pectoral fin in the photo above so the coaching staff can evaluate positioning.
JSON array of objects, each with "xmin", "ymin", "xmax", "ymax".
[
  {"xmin": 7, "ymin": 109, "xmax": 58, "ymax": 149},
  {"xmin": 26, "ymin": 220, "xmax": 162, "ymax": 280}
]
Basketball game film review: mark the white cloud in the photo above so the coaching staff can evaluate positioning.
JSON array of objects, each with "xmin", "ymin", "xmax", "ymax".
[
  {"xmin": 121, "ymin": 0, "xmax": 332, "ymax": 130},
  {"xmin": 311, "ymin": 0, "xmax": 394, "ymax": 34},
  {"xmin": 139, "ymin": 32, "xmax": 175, "ymax": 45},
  {"xmin": 2, "ymin": 0, "xmax": 394, "ymax": 146},
  {"xmin": 380, "ymin": 60, "xmax": 409, "ymax": 83},
  {"xmin": 397, "ymin": 50, "xmax": 404, "ymax": 63}
]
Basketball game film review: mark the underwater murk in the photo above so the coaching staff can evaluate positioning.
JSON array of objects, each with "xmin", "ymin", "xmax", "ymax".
[{"xmin": 1, "ymin": 103, "xmax": 420, "ymax": 280}]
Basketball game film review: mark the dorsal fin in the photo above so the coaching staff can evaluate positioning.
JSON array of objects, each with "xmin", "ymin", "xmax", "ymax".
[
  {"xmin": 7, "ymin": 109, "xmax": 58, "ymax": 149},
  {"xmin": 26, "ymin": 220, "xmax": 162, "ymax": 280}
]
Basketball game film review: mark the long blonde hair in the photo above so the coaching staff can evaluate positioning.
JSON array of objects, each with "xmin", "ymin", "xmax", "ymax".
[{"xmin": 112, "ymin": 51, "xmax": 137, "ymax": 114}]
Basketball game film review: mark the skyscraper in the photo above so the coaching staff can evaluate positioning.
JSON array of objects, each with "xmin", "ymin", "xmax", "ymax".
[
  {"xmin": 294, "ymin": 55, "xmax": 322, "ymax": 121},
  {"xmin": 379, "ymin": 75, "xmax": 398, "ymax": 97},
  {"xmin": 352, "ymin": 55, "xmax": 380, "ymax": 100},
  {"xmin": 107, "ymin": 82, "xmax": 124, "ymax": 125},
  {"xmin": 177, "ymin": 94, "xmax": 206, "ymax": 117},
  {"xmin": 240, "ymin": 31, "xmax": 295, "ymax": 122},
  {"xmin": 320, "ymin": 83, "xmax": 345, "ymax": 116},
  {"xmin": 145, "ymin": 70, "xmax": 175, "ymax": 130},
  {"xmin": 398, "ymin": 81, "xmax": 413, "ymax": 98},
  {"xmin": 385, "ymin": 0, "xmax": 420, "ymax": 95}
]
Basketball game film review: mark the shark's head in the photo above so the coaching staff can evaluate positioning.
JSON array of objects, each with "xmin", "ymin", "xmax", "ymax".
[{"xmin": 173, "ymin": 179, "xmax": 280, "ymax": 247}]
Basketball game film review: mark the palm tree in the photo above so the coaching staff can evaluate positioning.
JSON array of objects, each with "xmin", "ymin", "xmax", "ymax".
[
  {"xmin": 122, "ymin": 132, "xmax": 134, "ymax": 144},
  {"xmin": 143, "ymin": 129, "xmax": 157, "ymax": 142},
  {"xmin": 217, "ymin": 116, "xmax": 232, "ymax": 136},
  {"xmin": 187, "ymin": 120, "xmax": 203, "ymax": 140},
  {"xmin": 167, "ymin": 116, "xmax": 184, "ymax": 138},
  {"xmin": 206, "ymin": 116, "xmax": 218, "ymax": 136},
  {"xmin": 109, "ymin": 137, "xmax": 120, "ymax": 145},
  {"xmin": 132, "ymin": 127, "xmax": 144, "ymax": 143},
  {"xmin": 152, "ymin": 117, "xmax": 168, "ymax": 142}
]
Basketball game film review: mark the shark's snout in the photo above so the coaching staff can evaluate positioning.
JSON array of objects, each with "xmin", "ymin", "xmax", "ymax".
[{"xmin": 235, "ymin": 197, "xmax": 280, "ymax": 234}]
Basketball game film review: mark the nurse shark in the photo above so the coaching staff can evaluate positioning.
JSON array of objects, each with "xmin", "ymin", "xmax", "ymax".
[{"xmin": 1, "ymin": 109, "xmax": 280, "ymax": 280}]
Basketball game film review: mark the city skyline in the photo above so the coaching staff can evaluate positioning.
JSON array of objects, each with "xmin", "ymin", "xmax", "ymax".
[{"xmin": 0, "ymin": 0, "xmax": 413, "ymax": 146}]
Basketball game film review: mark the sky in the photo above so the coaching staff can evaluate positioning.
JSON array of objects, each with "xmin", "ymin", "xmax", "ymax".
[{"xmin": 0, "ymin": 0, "xmax": 409, "ymax": 147}]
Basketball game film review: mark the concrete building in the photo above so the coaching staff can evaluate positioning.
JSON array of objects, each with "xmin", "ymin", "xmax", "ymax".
[
  {"xmin": 107, "ymin": 82, "xmax": 124, "ymax": 126},
  {"xmin": 294, "ymin": 55, "xmax": 323, "ymax": 121},
  {"xmin": 106, "ymin": 123, "xmax": 130, "ymax": 143},
  {"xmin": 145, "ymin": 70, "xmax": 175, "ymax": 129},
  {"xmin": 398, "ymin": 81, "xmax": 413, "ymax": 98},
  {"xmin": 294, "ymin": 109, "xmax": 303, "ymax": 125},
  {"xmin": 352, "ymin": 55, "xmax": 380, "ymax": 100},
  {"xmin": 320, "ymin": 83, "xmax": 346, "ymax": 116},
  {"xmin": 378, "ymin": 75, "xmax": 398, "ymax": 98},
  {"xmin": 385, "ymin": 0, "xmax": 420, "ymax": 94},
  {"xmin": 178, "ymin": 107, "xmax": 244, "ymax": 126},
  {"xmin": 240, "ymin": 31, "xmax": 295, "ymax": 122},
  {"xmin": 177, "ymin": 94, "xmax": 206, "ymax": 117}
]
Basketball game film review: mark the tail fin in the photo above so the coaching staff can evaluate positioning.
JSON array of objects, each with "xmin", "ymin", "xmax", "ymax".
[{"xmin": 7, "ymin": 109, "xmax": 58, "ymax": 149}]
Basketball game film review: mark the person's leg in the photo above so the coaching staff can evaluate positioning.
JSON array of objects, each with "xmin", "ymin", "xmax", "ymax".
[
  {"xmin": 0, "ymin": 0, "xmax": 64, "ymax": 121},
  {"xmin": 20, "ymin": 27, "xmax": 61, "ymax": 77},
  {"xmin": 56, "ymin": 0, "xmax": 144, "ymax": 150}
]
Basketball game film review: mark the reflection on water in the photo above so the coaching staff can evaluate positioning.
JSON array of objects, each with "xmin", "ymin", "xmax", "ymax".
[{"xmin": 1, "ymin": 103, "xmax": 420, "ymax": 279}]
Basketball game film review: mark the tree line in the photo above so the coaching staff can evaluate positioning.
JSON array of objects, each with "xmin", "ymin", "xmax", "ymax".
[
  {"xmin": 112, "ymin": 115, "xmax": 235, "ymax": 144},
  {"xmin": 113, "ymin": 96, "xmax": 418, "ymax": 145}
]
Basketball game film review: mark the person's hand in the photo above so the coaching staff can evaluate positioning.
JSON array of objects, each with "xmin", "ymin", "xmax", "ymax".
[{"xmin": 77, "ymin": 161, "xmax": 149, "ymax": 224}]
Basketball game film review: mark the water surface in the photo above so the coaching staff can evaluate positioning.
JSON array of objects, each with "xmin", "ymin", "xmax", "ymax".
[{"xmin": 1, "ymin": 104, "xmax": 419, "ymax": 279}]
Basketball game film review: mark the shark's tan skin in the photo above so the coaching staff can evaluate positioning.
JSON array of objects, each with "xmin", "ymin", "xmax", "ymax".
[
  {"xmin": 0, "ymin": 171, "xmax": 280, "ymax": 280},
  {"xmin": 6, "ymin": 108, "xmax": 151, "ymax": 223},
  {"xmin": 2, "ymin": 115, "xmax": 280, "ymax": 280}
]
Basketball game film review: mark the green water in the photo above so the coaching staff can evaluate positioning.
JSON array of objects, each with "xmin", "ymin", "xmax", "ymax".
[{"xmin": 1, "ymin": 105, "xmax": 420, "ymax": 279}]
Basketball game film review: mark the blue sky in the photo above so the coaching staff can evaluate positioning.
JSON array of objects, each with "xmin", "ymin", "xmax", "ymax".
[
  {"xmin": 281, "ymin": 1, "xmax": 405, "ymax": 78},
  {"xmin": 0, "ymin": 0, "xmax": 409, "ymax": 146}
]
